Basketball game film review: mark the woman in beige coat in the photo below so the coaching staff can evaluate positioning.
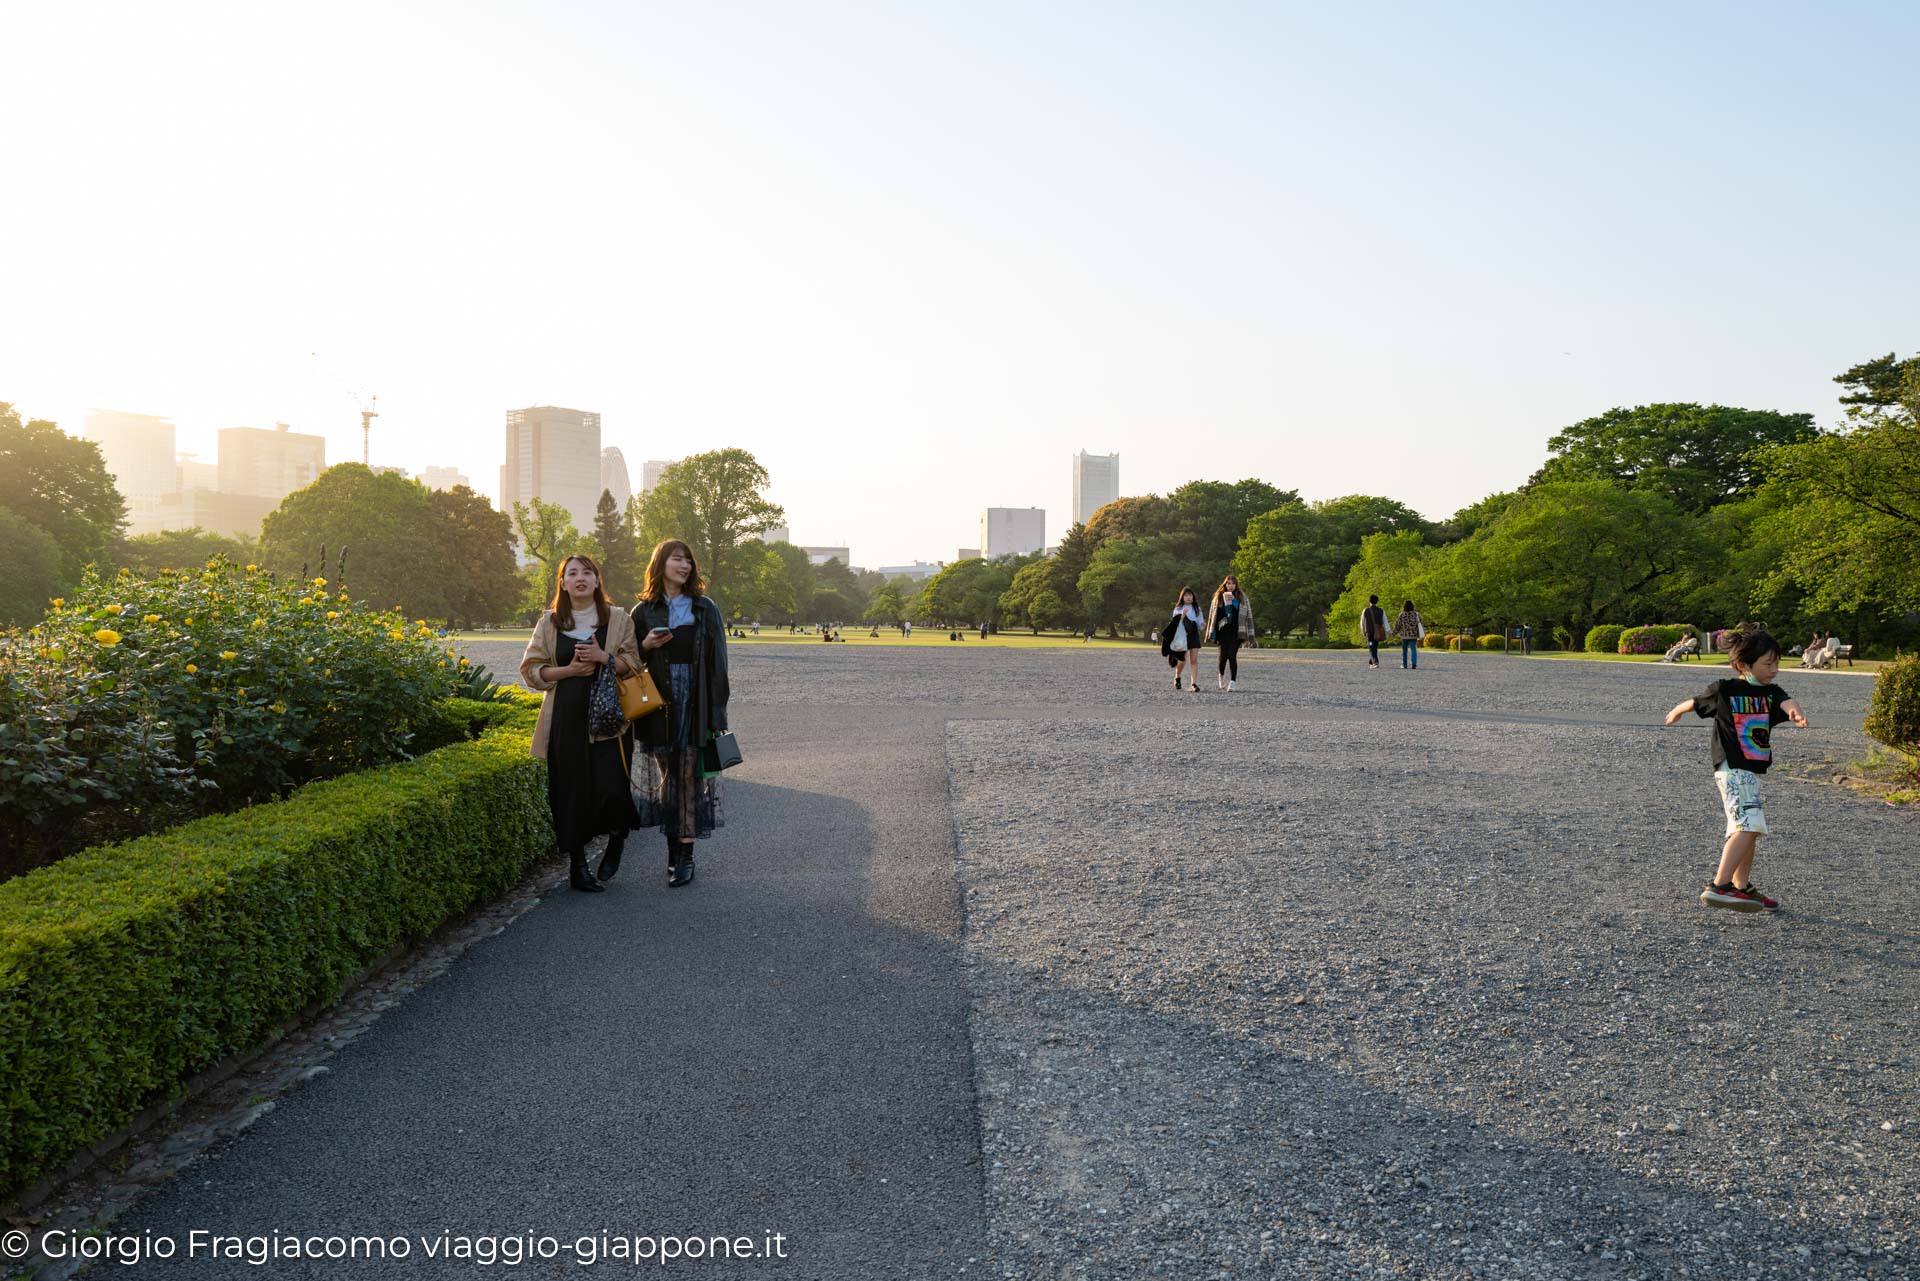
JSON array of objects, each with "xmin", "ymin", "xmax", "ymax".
[{"xmin": 519, "ymin": 553, "xmax": 643, "ymax": 891}]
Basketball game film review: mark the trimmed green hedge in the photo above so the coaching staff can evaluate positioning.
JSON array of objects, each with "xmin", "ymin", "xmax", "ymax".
[
  {"xmin": 1584, "ymin": 624, "xmax": 1626, "ymax": 653},
  {"xmin": 0, "ymin": 691, "xmax": 548, "ymax": 1197},
  {"xmin": 1865, "ymin": 653, "xmax": 1920, "ymax": 756},
  {"xmin": 1618, "ymin": 624, "xmax": 1690, "ymax": 655},
  {"xmin": 1476, "ymin": 634, "xmax": 1505, "ymax": 651}
]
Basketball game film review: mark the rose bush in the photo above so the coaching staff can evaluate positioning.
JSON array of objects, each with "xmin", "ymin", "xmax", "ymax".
[{"xmin": 0, "ymin": 560, "xmax": 475, "ymax": 871}]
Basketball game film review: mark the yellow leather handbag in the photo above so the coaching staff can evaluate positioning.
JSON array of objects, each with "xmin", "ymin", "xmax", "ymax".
[{"xmin": 618, "ymin": 666, "xmax": 665, "ymax": 720}]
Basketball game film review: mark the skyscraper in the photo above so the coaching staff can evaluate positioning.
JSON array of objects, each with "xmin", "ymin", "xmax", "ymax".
[
  {"xmin": 600, "ymin": 447, "xmax": 632, "ymax": 509},
  {"xmin": 419, "ymin": 466, "xmax": 470, "ymax": 491},
  {"xmin": 642, "ymin": 459, "xmax": 677, "ymax": 494},
  {"xmin": 980, "ymin": 508, "xmax": 1045, "ymax": 559},
  {"xmin": 84, "ymin": 410, "xmax": 177, "ymax": 534},
  {"xmin": 218, "ymin": 423, "xmax": 326, "ymax": 503},
  {"xmin": 500, "ymin": 405, "xmax": 602, "ymax": 532},
  {"xmin": 1072, "ymin": 450, "xmax": 1120, "ymax": 527}
]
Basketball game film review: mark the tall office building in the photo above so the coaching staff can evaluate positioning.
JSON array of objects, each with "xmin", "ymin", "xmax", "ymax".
[
  {"xmin": 84, "ymin": 410, "xmax": 176, "ymax": 534},
  {"xmin": 175, "ymin": 454, "xmax": 218, "ymax": 493},
  {"xmin": 980, "ymin": 508, "xmax": 1045, "ymax": 560},
  {"xmin": 758, "ymin": 524, "xmax": 791, "ymax": 545},
  {"xmin": 419, "ymin": 466, "xmax": 469, "ymax": 491},
  {"xmin": 218, "ymin": 423, "xmax": 326, "ymax": 503},
  {"xmin": 641, "ymin": 459, "xmax": 676, "ymax": 494},
  {"xmin": 1072, "ymin": 451, "xmax": 1120, "ymax": 527},
  {"xmin": 500, "ymin": 405, "xmax": 602, "ymax": 532},
  {"xmin": 600, "ymin": 447, "xmax": 632, "ymax": 509},
  {"xmin": 801, "ymin": 545, "xmax": 852, "ymax": 567}
]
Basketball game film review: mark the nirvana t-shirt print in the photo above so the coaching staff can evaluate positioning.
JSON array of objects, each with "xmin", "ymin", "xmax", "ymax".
[{"xmin": 1692, "ymin": 678, "xmax": 1790, "ymax": 773}]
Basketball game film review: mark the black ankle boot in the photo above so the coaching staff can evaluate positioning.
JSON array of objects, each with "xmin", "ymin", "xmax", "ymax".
[
  {"xmin": 668, "ymin": 842, "xmax": 694, "ymax": 888},
  {"xmin": 596, "ymin": 834, "xmax": 625, "ymax": 883},
  {"xmin": 568, "ymin": 848, "xmax": 604, "ymax": 892}
]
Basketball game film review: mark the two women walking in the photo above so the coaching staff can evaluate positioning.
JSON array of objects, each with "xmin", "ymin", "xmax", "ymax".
[
  {"xmin": 521, "ymin": 539, "xmax": 731, "ymax": 893},
  {"xmin": 1360, "ymin": 594, "xmax": 1425, "ymax": 669},
  {"xmin": 1163, "ymin": 576, "xmax": 1255, "ymax": 692}
]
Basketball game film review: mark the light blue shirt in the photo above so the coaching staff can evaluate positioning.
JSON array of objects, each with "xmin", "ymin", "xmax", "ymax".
[{"xmin": 665, "ymin": 594, "xmax": 696, "ymax": 629}]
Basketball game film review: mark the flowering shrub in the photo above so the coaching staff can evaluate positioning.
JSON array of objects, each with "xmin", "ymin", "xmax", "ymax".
[
  {"xmin": 1584, "ymin": 625, "xmax": 1626, "ymax": 654},
  {"xmin": 1865, "ymin": 653, "xmax": 1920, "ymax": 757},
  {"xmin": 1476, "ymin": 634, "xmax": 1506, "ymax": 651},
  {"xmin": 1421, "ymin": 632, "xmax": 1448, "ymax": 650},
  {"xmin": 1618, "ymin": 624, "xmax": 1691, "ymax": 655},
  {"xmin": 0, "ymin": 560, "xmax": 470, "ymax": 871}
]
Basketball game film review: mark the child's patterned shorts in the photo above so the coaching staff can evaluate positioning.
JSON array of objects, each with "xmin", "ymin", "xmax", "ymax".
[{"xmin": 1713, "ymin": 766, "xmax": 1768, "ymax": 836}]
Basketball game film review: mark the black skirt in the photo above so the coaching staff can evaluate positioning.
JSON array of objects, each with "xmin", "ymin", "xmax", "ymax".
[{"xmin": 546, "ymin": 625, "xmax": 640, "ymax": 852}]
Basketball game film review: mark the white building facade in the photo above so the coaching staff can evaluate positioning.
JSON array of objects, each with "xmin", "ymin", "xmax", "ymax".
[
  {"xmin": 501, "ymin": 405, "xmax": 602, "ymax": 533},
  {"xmin": 1072, "ymin": 450, "xmax": 1120, "ymax": 527},
  {"xmin": 980, "ymin": 507, "xmax": 1045, "ymax": 559}
]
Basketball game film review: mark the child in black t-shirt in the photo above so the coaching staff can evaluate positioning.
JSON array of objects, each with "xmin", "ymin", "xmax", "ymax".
[{"xmin": 1663, "ymin": 629, "xmax": 1807, "ymax": 912}]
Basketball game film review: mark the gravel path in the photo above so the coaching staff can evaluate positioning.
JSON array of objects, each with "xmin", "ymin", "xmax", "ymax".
[{"xmin": 81, "ymin": 642, "xmax": 1904, "ymax": 1279}]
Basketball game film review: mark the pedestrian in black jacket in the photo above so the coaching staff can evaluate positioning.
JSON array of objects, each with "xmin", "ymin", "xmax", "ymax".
[{"xmin": 630, "ymin": 539, "xmax": 731, "ymax": 888}]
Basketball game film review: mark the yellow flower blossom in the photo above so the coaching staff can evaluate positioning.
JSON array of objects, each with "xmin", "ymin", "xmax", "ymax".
[
  {"xmin": 185, "ymin": 663, "xmax": 199, "ymax": 674},
  {"xmin": 327, "ymin": 611, "xmax": 339, "ymax": 620},
  {"xmin": 104, "ymin": 604, "xmax": 124, "ymax": 616},
  {"xmin": 388, "ymin": 630, "xmax": 405, "ymax": 642},
  {"xmin": 269, "ymin": 702, "xmax": 287, "ymax": 714},
  {"xmin": 298, "ymin": 597, "xmax": 314, "ymax": 606},
  {"xmin": 50, "ymin": 598, "xmax": 64, "ymax": 608},
  {"xmin": 312, "ymin": 577, "xmax": 327, "ymax": 586},
  {"xmin": 93, "ymin": 629, "xmax": 121, "ymax": 646},
  {"xmin": 237, "ymin": 687, "xmax": 247, "ymax": 697},
  {"xmin": 143, "ymin": 613, "xmax": 162, "ymax": 623},
  {"xmin": 245, "ymin": 564, "xmax": 258, "ymax": 572},
  {"xmin": 459, "ymin": 656, "xmax": 470, "ymax": 667},
  {"xmin": 220, "ymin": 650, "xmax": 238, "ymax": 661},
  {"xmin": 252, "ymin": 618, "xmax": 267, "ymax": 629}
]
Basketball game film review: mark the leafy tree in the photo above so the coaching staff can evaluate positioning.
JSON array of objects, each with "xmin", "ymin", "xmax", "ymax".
[
  {"xmin": 1325, "ymin": 532, "xmax": 1440, "ymax": 641},
  {"xmin": 428, "ymin": 485, "xmax": 520, "ymax": 627},
  {"xmin": 634, "ymin": 448, "xmax": 785, "ymax": 597},
  {"xmin": 725, "ymin": 546, "xmax": 798, "ymax": 623},
  {"xmin": 998, "ymin": 559, "xmax": 1056, "ymax": 632},
  {"xmin": 0, "ymin": 506, "xmax": 66, "ymax": 626},
  {"xmin": 1833, "ymin": 351, "xmax": 1920, "ymax": 409},
  {"xmin": 808, "ymin": 588, "xmax": 857, "ymax": 625},
  {"xmin": 1432, "ymin": 491, "xmax": 1518, "ymax": 544},
  {"xmin": 512, "ymin": 499, "xmax": 580, "ymax": 583},
  {"xmin": 1231, "ymin": 495, "xmax": 1428, "ymax": 636},
  {"xmin": 115, "ymin": 528, "xmax": 258, "ymax": 576},
  {"xmin": 0, "ymin": 403, "xmax": 127, "ymax": 586},
  {"xmin": 913, "ymin": 558, "xmax": 1015, "ymax": 627},
  {"xmin": 1423, "ymin": 480, "xmax": 1701, "ymax": 636},
  {"xmin": 1530, "ymin": 403, "xmax": 1817, "ymax": 515},
  {"xmin": 591, "ymin": 488, "xmax": 640, "ymax": 601},
  {"xmin": 261, "ymin": 464, "xmax": 452, "ymax": 616},
  {"xmin": 1077, "ymin": 537, "xmax": 1179, "ymax": 636},
  {"xmin": 763, "ymin": 541, "xmax": 815, "ymax": 622},
  {"xmin": 1083, "ymin": 494, "xmax": 1174, "ymax": 548},
  {"xmin": 1165, "ymin": 478, "xmax": 1299, "ymax": 567},
  {"xmin": 812, "ymin": 557, "xmax": 868, "ymax": 613},
  {"xmin": 862, "ymin": 580, "xmax": 908, "ymax": 626}
]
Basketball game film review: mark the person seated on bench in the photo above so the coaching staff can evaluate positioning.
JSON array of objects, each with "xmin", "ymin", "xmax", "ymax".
[{"xmin": 1659, "ymin": 635, "xmax": 1699, "ymax": 663}]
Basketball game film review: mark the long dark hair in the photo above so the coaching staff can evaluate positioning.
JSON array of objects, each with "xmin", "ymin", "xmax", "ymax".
[
  {"xmin": 1173, "ymin": 585, "xmax": 1197, "ymax": 611},
  {"xmin": 549, "ymin": 553, "xmax": 614, "ymax": 630},
  {"xmin": 640, "ymin": 538, "xmax": 706, "ymax": 605},
  {"xmin": 1213, "ymin": 575, "xmax": 1246, "ymax": 608}
]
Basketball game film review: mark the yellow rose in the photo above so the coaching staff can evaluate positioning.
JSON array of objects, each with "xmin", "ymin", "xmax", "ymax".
[
  {"xmin": 245, "ymin": 564, "xmax": 258, "ymax": 572},
  {"xmin": 184, "ymin": 617, "xmax": 194, "ymax": 624},
  {"xmin": 269, "ymin": 702, "xmax": 287, "ymax": 714},
  {"xmin": 459, "ymin": 656, "xmax": 470, "ymax": 667},
  {"xmin": 388, "ymin": 630, "xmax": 405, "ymax": 642},
  {"xmin": 327, "ymin": 611, "xmax": 339, "ymax": 620},
  {"xmin": 237, "ymin": 687, "xmax": 247, "ymax": 697},
  {"xmin": 93, "ymin": 628, "xmax": 121, "ymax": 646},
  {"xmin": 298, "ymin": 597, "xmax": 313, "ymax": 606},
  {"xmin": 50, "ymin": 598, "xmax": 64, "ymax": 608},
  {"xmin": 312, "ymin": 577, "xmax": 327, "ymax": 586},
  {"xmin": 338, "ymin": 592, "xmax": 349, "ymax": 601},
  {"xmin": 105, "ymin": 604, "xmax": 124, "ymax": 616},
  {"xmin": 185, "ymin": 663, "xmax": 199, "ymax": 674},
  {"xmin": 252, "ymin": 618, "xmax": 267, "ymax": 629},
  {"xmin": 143, "ymin": 614, "xmax": 162, "ymax": 623},
  {"xmin": 220, "ymin": 650, "xmax": 238, "ymax": 661}
]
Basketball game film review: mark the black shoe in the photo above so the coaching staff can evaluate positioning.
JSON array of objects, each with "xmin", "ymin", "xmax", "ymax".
[
  {"xmin": 596, "ymin": 836, "xmax": 625, "ymax": 883},
  {"xmin": 568, "ymin": 851, "xmax": 604, "ymax": 893},
  {"xmin": 668, "ymin": 844, "xmax": 694, "ymax": 888}
]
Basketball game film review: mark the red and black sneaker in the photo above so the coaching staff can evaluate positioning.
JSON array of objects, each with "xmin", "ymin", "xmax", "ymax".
[
  {"xmin": 1735, "ymin": 881, "xmax": 1780, "ymax": 911},
  {"xmin": 1700, "ymin": 882, "xmax": 1764, "ymax": 913}
]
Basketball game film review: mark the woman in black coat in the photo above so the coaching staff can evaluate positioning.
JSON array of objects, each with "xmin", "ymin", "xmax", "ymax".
[
  {"xmin": 1160, "ymin": 585, "xmax": 1204, "ymax": 694},
  {"xmin": 630, "ymin": 539, "xmax": 731, "ymax": 887}
]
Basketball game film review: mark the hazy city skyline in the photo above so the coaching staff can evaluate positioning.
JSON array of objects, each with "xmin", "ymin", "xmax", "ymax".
[{"xmin": 5, "ymin": 3, "xmax": 1917, "ymax": 567}]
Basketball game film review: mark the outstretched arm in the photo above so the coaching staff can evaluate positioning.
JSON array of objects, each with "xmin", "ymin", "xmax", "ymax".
[
  {"xmin": 1782, "ymin": 698, "xmax": 1809, "ymax": 728},
  {"xmin": 1663, "ymin": 697, "xmax": 1695, "ymax": 726}
]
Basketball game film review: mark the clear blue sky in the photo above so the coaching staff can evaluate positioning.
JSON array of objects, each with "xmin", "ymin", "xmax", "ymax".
[{"xmin": 4, "ymin": 0, "xmax": 1914, "ymax": 565}]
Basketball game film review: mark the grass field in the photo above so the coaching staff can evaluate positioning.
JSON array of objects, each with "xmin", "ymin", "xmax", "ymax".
[{"xmin": 447, "ymin": 627, "xmax": 1890, "ymax": 672}]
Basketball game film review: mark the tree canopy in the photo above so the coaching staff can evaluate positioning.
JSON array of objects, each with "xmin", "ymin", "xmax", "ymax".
[
  {"xmin": 1530, "ymin": 403, "xmax": 1816, "ymax": 515},
  {"xmin": 0, "ymin": 404, "xmax": 126, "ymax": 610},
  {"xmin": 635, "ymin": 449, "xmax": 784, "ymax": 605}
]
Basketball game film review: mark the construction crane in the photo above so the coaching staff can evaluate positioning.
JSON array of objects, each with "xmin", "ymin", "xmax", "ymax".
[
  {"xmin": 356, "ymin": 394, "xmax": 379, "ymax": 466},
  {"xmin": 308, "ymin": 351, "xmax": 380, "ymax": 466}
]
